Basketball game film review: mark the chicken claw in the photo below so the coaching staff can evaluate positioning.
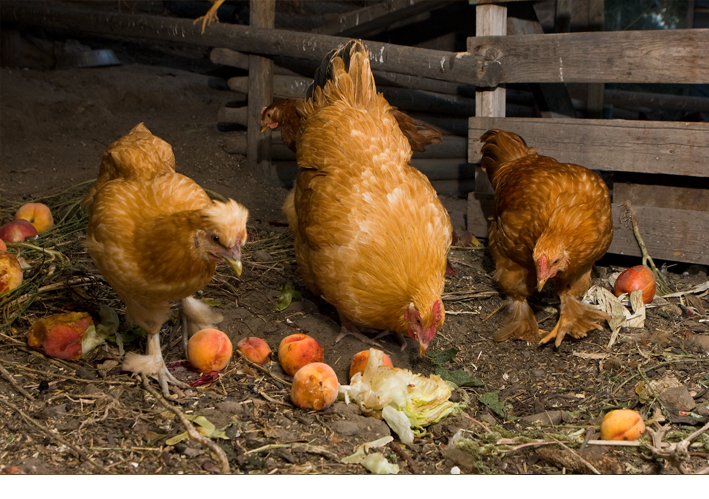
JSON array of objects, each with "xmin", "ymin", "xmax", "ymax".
[
  {"xmin": 123, "ymin": 334, "xmax": 188, "ymax": 398},
  {"xmin": 334, "ymin": 313, "xmax": 382, "ymax": 348}
]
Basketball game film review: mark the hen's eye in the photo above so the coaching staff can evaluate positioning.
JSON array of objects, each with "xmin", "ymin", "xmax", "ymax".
[{"xmin": 211, "ymin": 235, "xmax": 220, "ymax": 243}]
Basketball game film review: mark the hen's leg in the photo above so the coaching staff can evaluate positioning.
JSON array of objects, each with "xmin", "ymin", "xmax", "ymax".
[
  {"xmin": 193, "ymin": 0, "xmax": 225, "ymax": 34},
  {"xmin": 123, "ymin": 333, "xmax": 189, "ymax": 397},
  {"xmin": 491, "ymin": 253, "xmax": 539, "ymax": 343},
  {"xmin": 334, "ymin": 312, "xmax": 382, "ymax": 348},
  {"xmin": 540, "ymin": 268, "xmax": 609, "ymax": 347}
]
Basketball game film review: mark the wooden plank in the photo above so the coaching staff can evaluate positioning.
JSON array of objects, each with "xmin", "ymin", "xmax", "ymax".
[
  {"xmin": 468, "ymin": 29, "xmax": 709, "ymax": 83},
  {"xmin": 604, "ymin": 89, "xmax": 709, "ymax": 113},
  {"xmin": 312, "ymin": 0, "xmax": 453, "ymax": 37},
  {"xmin": 614, "ymin": 176, "xmax": 709, "ymax": 212},
  {"xmin": 474, "ymin": 4, "xmax": 507, "ymax": 197},
  {"xmin": 0, "ymin": 1, "xmax": 500, "ymax": 86},
  {"xmin": 247, "ymin": 0, "xmax": 275, "ymax": 182},
  {"xmin": 467, "ymin": 193, "xmax": 709, "ymax": 265},
  {"xmin": 468, "ymin": 117, "xmax": 709, "ymax": 177}
]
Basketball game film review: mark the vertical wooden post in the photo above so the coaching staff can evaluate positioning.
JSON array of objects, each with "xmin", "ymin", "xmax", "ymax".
[
  {"xmin": 586, "ymin": 0, "xmax": 605, "ymax": 118},
  {"xmin": 247, "ymin": 0, "xmax": 276, "ymax": 182},
  {"xmin": 474, "ymin": 4, "xmax": 507, "ymax": 195}
]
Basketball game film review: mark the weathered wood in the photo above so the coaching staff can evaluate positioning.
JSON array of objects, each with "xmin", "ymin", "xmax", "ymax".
[
  {"xmin": 468, "ymin": 29, "xmax": 709, "ymax": 84},
  {"xmin": 0, "ymin": 2, "xmax": 500, "ymax": 86},
  {"xmin": 474, "ymin": 4, "xmax": 507, "ymax": 197},
  {"xmin": 228, "ymin": 75, "xmax": 312, "ymax": 99},
  {"xmin": 218, "ymin": 106, "xmax": 248, "ymax": 126},
  {"xmin": 467, "ymin": 193, "xmax": 709, "ymax": 265},
  {"xmin": 469, "ymin": 117, "xmax": 709, "ymax": 177},
  {"xmin": 585, "ymin": 0, "xmax": 605, "ymax": 118},
  {"xmin": 247, "ymin": 0, "xmax": 275, "ymax": 182},
  {"xmin": 313, "ymin": 0, "xmax": 453, "ymax": 37},
  {"xmin": 604, "ymin": 89, "xmax": 709, "ymax": 113}
]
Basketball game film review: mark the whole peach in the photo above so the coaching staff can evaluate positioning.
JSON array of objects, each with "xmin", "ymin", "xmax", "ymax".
[
  {"xmin": 0, "ymin": 219, "xmax": 38, "ymax": 243},
  {"xmin": 349, "ymin": 349, "xmax": 393, "ymax": 382},
  {"xmin": 0, "ymin": 252, "xmax": 23, "ymax": 294},
  {"xmin": 237, "ymin": 336, "xmax": 272, "ymax": 365},
  {"xmin": 278, "ymin": 333, "xmax": 324, "ymax": 376},
  {"xmin": 187, "ymin": 328, "xmax": 233, "ymax": 372},
  {"xmin": 290, "ymin": 362, "xmax": 339, "ymax": 410},
  {"xmin": 600, "ymin": 409, "xmax": 645, "ymax": 441},
  {"xmin": 15, "ymin": 203, "xmax": 54, "ymax": 234}
]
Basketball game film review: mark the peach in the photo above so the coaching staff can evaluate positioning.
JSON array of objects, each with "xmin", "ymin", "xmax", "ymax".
[
  {"xmin": 0, "ymin": 240, "xmax": 6, "ymax": 252},
  {"xmin": 237, "ymin": 336, "xmax": 272, "ymax": 365},
  {"xmin": 278, "ymin": 333, "xmax": 324, "ymax": 376},
  {"xmin": 290, "ymin": 362, "xmax": 339, "ymax": 410},
  {"xmin": 600, "ymin": 409, "xmax": 646, "ymax": 441},
  {"xmin": 349, "ymin": 349, "xmax": 393, "ymax": 382},
  {"xmin": 0, "ymin": 252, "xmax": 23, "ymax": 295},
  {"xmin": 15, "ymin": 203, "xmax": 54, "ymax": 234},
  {"xmin": 27, "ymin": 312, "xmax": 102, "ymax": 360},
  {"xmin": 187, "ymin": 328, "xmax": 233, "ymax": 372},
  {"xmin": 0, "ymin": 219, "xmax": 38, "ymax": 243}
]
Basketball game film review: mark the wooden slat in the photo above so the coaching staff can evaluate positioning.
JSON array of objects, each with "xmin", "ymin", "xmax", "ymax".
[
  {"xmin": 312, "ymin": 0, "xmax": 453, "ymax": 37},
  {"xmin": 468, "ymin": 29, "xmax": 709, "ymax": 83},
  {"xmin": 467, "ymin": 193, "xmax": 709, "ymax": 265},
  {"xmin": 468, "ymin": 117, "xmax": 709, "ymax": 177}
]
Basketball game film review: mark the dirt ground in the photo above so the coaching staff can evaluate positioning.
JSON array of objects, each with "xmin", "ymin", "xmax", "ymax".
[{"xmin": 1, "ymin": 51, "xmax": 709, "ymax": 476}]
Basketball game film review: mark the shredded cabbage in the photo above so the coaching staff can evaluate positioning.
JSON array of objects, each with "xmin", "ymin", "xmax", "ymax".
[{"xmin": 339, "ymin": 349, "xmax": 462, "ymax": 444}]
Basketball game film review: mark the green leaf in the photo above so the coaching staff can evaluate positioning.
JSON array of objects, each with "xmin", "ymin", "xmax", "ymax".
[
  {"xmin": 165, "ymin": 432, "xmax": 188, "ymax": 446},
  {"xmin": 275, "ymin": 283, "xmax": 301, "ymax": 312},
  {"xmin": 201, "ymin": 298, "xmax": 221, "ymax": 307},
  {"xmin": 427, "ymin": 348, "xmax": 459, "ymax": 364},
  {"xmin": 434, "ymin": 365, "xmax": 484, "ymax": 387},
  {"xmin": 478, "ymin": 390, "xmax": 506, "ymax": 418}
]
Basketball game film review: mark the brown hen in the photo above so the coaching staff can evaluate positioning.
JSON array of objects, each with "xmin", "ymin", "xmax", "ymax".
[
  {"xmin": 481, "ymin": 129, "xmax": 613, "ymax": 347},
  {"xmin": 283, "ymin": 40, "xmax": 452, "ymax": 355},
  {"xmin": 83, "ymin": 123, "xmax": 248, "ymax": 395}
]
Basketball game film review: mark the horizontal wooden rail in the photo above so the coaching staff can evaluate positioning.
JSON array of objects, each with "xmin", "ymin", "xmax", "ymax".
[
  {"xmin": 468, "ymin": 117, "xmax": 709, "ymax": 177},
  {"xmin": 0, "ymin": 1, "xmax": 500, "ymax": 86},
  {"xmin": 469, "ymin": 29, "xmax": 709, "ymax": 84}
]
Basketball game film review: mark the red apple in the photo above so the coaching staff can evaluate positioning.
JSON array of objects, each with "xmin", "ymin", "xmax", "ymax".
[
  {"xmin": 0, "ymin": 252, "xmax": 23, "ymax": 294},
  {"xmin": 290, "ymin": 362, "xmax": 339, "ymax": 410},
  {"xmin": 14, "ymin": 203, "xmax": 54, "ymax": 234},
  {"xmin": 278, "ymin": 333, "xmax": 324, "ymax": 376},
  {"xmin": 187, "ymin": 328, "xmax": 233, "ymax": 372},
  {"xmin": 237, "ymin": 336, "xmax": 272, "ymax": 365},
  {"xmin": 0, "ymin": 219, "xmax": 38, "ymax": 243},
  {"xmin": 614, "ymin": 265, "xmax": 656, "ymax": 304}
]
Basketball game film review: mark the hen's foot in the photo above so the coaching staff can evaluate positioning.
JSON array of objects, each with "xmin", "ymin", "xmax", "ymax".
[
  {"xmin": 334, "ymin": 314, "xmax": 382, "ymax": 348},
  {"xmin": 539, "ymin": 297, "xmax": 609, "ymax": 347},
  {"xmin": 193, "ymin": 1, "xmax": 223, "ymax": 34},
  {"xmin": 492, "ymin": 299, "xmax": 540, "ymax": 344},
  {"xmin": 372, "ymin": 330, "xmax": 408, "ymax": 351},
  {"xmin": 122, "ymin": 334, "xmax": 188, "ymax": 397}
]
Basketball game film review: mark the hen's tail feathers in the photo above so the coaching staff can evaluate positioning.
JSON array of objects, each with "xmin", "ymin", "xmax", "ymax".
[
  {"xmin": 180, "ymin": 296, "xmax": 224, "ymax": 338},
  {"xmin": 82, "ymin": 123, "xmax": 176, "ymax": 208},
  {"xmin": 493, "ymin": 299, "xmax": 540, "ymax": 343},
  {"xmin": 391, "ymin": 108, "xmax": 443, "ymax": 152},
  {"xmin": 479, "ymin": 129, "xmax": 537, "ymax": 186}
]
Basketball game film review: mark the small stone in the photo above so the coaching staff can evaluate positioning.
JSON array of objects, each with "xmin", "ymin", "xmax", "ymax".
[
  {"xmin": 252, "ymin": 250, "xmax": 273, "ymax": 262},
  {"xmin": 660, "ymin": 386, "xmax": 696, "ymax": 412},
  {"xmin": 216, "ymin": 400, "xmax": 245, "ymax": 417},
  {"xmin": 332, "ymin": 420, "xmax": 360, "ymax": 436},
  {"xmin": 479, "ymin": 413, "xmax": 497, "ymax": 425},
  {"xmin": 694, "ymin": 405, "xmax": 709, "ymax": 417},
  {"xmin": 531, "ymin": 369, "xmax": 545, "ymax": 378},
  {"xmin": 691, "ymin": 335, "xmax": 709, "ymax": 353}
]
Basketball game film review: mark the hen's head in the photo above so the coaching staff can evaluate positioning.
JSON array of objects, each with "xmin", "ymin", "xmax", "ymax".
[
  {"xmin": 404, "ymin": 299, "xmax": 444, "ymax": 356},
  {"xmin": 533, "ymin": 239, "xmax": 569, "ymax": 292},
  {"xmin": 196, "ymin": 199, "xmax": 249, "ymax": 276},
  {"xmin": 260, "ymin": 102, "xmax": 283, "ymax": 132}
]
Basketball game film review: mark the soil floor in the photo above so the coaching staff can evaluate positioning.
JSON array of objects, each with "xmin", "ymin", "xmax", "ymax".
[{"xmin": 1, "ymin": 58, "xmax": 708, "ymax": 476}]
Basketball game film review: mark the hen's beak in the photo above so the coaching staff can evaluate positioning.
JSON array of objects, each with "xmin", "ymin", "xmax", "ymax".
[
  {"xmin": 260, "ymin": 124, "xmax": 268, "ymax": 133},
  {"xmin": 418, "ymin": 340, "xmax": 428, "ymax": 357},
  {"xmin": 224, "ymin": 256, "xmax": 243, "ymax": 276},
  {"xmin": 537, "ymin": 278, "xmax": 547, "ymax": 293}
]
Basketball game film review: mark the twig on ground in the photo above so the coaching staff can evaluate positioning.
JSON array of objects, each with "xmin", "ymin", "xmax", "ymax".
[
  {"xmin": 140, "ymin": 377, "xmax": 231, "ymax": 474},
  {"xmin": 388, "ymin": 441, "xmax": 422, "ymax": 474},
  {"xmin": 551, "ymin": 438, "xmax": 601, "ymax": 475},
  {"xmin": 0, "ymin": 359, "xmax": 34, "ymax": 400},
  {"xmin": 620, "ymin": 201, "xmax": 672, "ymax": 295},
  {"xmin": 463, "ymin": 413, "xmax": 493, "ymax": 434},
  {"xmin": 244, "ymin": 443, "xmax": 291, "ymax": 455},
  {"xmin": 234, "ymin": 349, "xmax": 291, "ymax": 386},
  {"xmin": 645, "ymin": 421, "xmax": 709, "ymax": 474},
  {"xmin": 0, "ymin": 395, "xmax": 110, "ymax": 473}
]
